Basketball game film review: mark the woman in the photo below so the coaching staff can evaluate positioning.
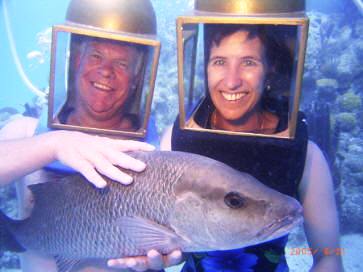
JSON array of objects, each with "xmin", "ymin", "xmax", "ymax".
[
  {"xmin": 162, "ymin": 24, "xmax": 343, "ymax": 271},
  {"xmin": 186, "ymin": 24, "xmax": 292, "ymax": 136}
]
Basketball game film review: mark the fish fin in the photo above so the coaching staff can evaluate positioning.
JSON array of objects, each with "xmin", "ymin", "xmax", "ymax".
[
  {"xmin": 118, "ymin": 216, "xmax": 184, "ymax": 254},
  {"xmin": 55, "ymin": 256, "xmax": 82, "ymax": 272},
  {"xmin": 0, "ymin": 210, "xmax": 25, "ymax": 253}
]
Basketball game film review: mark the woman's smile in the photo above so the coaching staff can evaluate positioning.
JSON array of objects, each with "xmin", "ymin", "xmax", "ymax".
[{"xmin": 220, "ymin": 91, "xmax": 248, "ymax": 102}]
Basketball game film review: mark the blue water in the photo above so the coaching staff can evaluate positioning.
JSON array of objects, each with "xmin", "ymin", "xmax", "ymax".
[
  {"xmin": 1, "ymin": 0, "xmax": 362, "ymax": 271},
  {"xmin": 0, "ymin": 1, "xmax": 68, "ymax": 112}
]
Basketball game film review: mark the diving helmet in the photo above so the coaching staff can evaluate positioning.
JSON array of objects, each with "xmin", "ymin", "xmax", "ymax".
[
  {"xmin": 177, "ymin": 0, "xmax": 308, "ymax": 139},
  {"xmin": 48, "ymin": 0, "xmax": 160, "ymax": 138}
]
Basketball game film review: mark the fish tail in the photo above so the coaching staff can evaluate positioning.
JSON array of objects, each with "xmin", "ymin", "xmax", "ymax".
[{"xmin": 0, "ymin": 210, "xmax": 25, "ymax": 254}]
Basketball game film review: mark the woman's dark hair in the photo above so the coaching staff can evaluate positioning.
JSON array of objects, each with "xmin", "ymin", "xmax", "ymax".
[{"xmin": 204, "ymin": 24, "xmax": 296, "ymax": 116}]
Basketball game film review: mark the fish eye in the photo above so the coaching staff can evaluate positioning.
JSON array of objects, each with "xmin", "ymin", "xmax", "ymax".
[{"xmin": 224, "ymin": 192, "xmax": 245, "ymax": 209}]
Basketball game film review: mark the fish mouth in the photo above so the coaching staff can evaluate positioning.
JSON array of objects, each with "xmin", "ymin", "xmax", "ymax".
[{"xmin": 257, "ymin": 212, "xmax": 303, "ymax": 241}]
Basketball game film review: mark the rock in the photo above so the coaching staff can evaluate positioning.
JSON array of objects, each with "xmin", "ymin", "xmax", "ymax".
[
  {"xmin": 316, "ymin": 78, "xmax": 339, "ymax": 89},
  {"xmin": 348, "ymin": 143, "xmax": 363, "ymax": 154},
  {"xmin": 316, "ymin": 78, "xmax": 339, "ymax": 101},
  {"xmin": 344, "ymin": 155, "xmax": 363, "ymax": 173},
  {"xmin": 340, "ymin": 175, "xmax": 363, "ymax": 233},
  {"xmin": 335, "ymin": 112, "xmax": 357, "ymax": 132},
  {"xmin": 337, "ymin": 91, "xmax": 362, "ymax": 112}
]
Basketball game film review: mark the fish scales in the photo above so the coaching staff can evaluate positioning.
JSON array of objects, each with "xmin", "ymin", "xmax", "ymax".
[{"xmin": 10, "ymin": 151, "xmax": 191, "ymax": 258}]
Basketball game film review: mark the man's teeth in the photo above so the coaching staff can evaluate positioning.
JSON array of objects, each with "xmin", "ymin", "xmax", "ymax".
[
  {"xmin": 221, "ymin": 92, "xmax": 246, "ymax": 101},
  {"xmin": 93, "ymin": 82, "xmax": 112, "ymax": 91}
]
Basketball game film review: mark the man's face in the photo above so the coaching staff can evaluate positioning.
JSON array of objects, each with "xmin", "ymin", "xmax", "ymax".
[
  {"xmin": 75, "ymin": 40, "xmax": 138, "ymax": 121},
  {"xmin": 207, "ymin": 30, "xmax": 267, "ymax": 122}
]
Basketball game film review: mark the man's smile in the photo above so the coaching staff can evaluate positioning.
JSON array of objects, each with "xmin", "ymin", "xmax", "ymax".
[{"xmin": 91, "ymin": 81, "xmax": 114, "ymax": 92}]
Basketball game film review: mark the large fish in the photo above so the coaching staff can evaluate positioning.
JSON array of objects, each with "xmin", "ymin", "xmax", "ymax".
[{"xmin": 0, "ymin": 151, "xmax": 302, "ymax": 267}]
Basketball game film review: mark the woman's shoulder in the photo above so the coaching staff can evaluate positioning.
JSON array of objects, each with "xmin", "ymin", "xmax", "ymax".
[
  {"xmin": 299, "ymin": 140, "xmax": 331, "ymax": 195},
  {"xmin": 306, "ymin": 140, "xmax": 326, "ymax": 161}
]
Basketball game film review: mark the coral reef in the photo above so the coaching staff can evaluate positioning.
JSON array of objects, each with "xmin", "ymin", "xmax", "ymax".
[
  {"xmin": 337, "ymin": 91, "xmax": 362, "ymax": 111},
  {"xmin": 301, "ymin": 9, "xmax": 363, "ymax": 234},
  {"xmin": 336, "ymin": 112, "xmax": 357, "ymax": 132}
]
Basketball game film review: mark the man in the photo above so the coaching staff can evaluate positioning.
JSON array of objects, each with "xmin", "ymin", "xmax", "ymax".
[
  {"xmin": 57, "ymin": 37, "xmax": 143, "ymax": 131},
  {"xmin": 0, "ymin": 36, "xmax": 181, "ymax": 272}
]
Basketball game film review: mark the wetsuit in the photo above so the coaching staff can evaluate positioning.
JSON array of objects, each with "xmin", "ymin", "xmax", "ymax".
[{"xmin": 171, "ymin": 99, "xmax": 308, "ymax": 271}]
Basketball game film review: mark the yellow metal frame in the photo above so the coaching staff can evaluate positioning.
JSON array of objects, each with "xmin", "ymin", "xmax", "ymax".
[
  {"xmin": 176, "ymin": 13, "xmax": 309, "ymax": 139},
  {"xmin": 195, "ymin": 0, "xmax": 305, "ymax": 14},
  {"xmin": 48, "ymin": 24, "xmax": 160, "ymax": 138}
]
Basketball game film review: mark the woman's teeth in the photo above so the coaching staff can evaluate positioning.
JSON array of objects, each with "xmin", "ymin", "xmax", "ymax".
[{"xmin": 221, "ymin": 92, "xmax": 246, "ymax": 101}]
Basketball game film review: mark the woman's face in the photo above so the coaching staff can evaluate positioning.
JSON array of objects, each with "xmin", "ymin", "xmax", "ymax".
[{"xmin": 207, "ymin": 30, "xmax": 268, "ymax": 122}]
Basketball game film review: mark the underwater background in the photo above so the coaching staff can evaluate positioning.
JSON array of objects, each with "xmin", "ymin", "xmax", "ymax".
[{"xmin": 0, "ymin": 0, "xmax": 362, "ymax": 271}]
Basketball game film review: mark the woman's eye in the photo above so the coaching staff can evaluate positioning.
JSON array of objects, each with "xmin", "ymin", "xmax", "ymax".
[
  {"xmin": 210, "ymin": 58, "xmax": 225, "ymax": 66},
  {"xmin": 224, "ymin": 192, "xmax": 245, "ymax": 209},
  {"xmin": 242, "ymin": 59, "xmax": 257, "ymax": 67}
]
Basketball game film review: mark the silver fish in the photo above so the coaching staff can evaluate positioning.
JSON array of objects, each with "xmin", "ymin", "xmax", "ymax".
[{"xmin": 0, "ymin": 151, "xmax": 302, "ymax": 260}]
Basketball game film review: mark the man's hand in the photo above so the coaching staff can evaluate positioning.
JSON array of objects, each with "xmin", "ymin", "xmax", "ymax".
[
  {"xmin": 53, "ymin": 130, "xmax": 155, "ymax": 188},
  {"xmin": 107, "ymin": 249, "xmax": 183, "ymax": 271}
]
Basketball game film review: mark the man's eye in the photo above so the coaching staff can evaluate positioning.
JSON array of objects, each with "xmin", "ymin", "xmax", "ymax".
[
  {"xmin": 89, "ymin": 53, "xmax": 102, "ymax": 61},
  {"xmin": 115, "ymin": 60, "xmax": 128, "ymax": 69}
]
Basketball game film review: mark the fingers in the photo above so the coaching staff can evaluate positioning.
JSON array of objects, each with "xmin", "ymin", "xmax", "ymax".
[
  {"xmin": 96, "ymin": 164, "xmax": 133, "ymax": 185},
  {"xmin": 108, "ymin": 257, "xmax": 148, "ymax": 272},
  {"xmin": 79, "ymin": 163, "xmax": 108, "ymax": 188},
  {"xmin": 77, "ymin": 145, "xmax": 148, "ymax": 186},
  {"xmin": 113, "ymin": 140, "xmax": 155, "ymax": 152},
  {"xmin": 165, "ymin": 250, "xmax": 183, "ymax": 267},
  {"xmin": 147, "ymin": 249, "xmax": 164, "ymax": 270},
  {"xmin": 56, "ymin": 131, "xmax": 155, "ymax": 187},
  {"xmin": 60, "ymin": 152, "xmax": 108, "ymax": 188},
  {"xmin": 78, "ymin": 151, "xmax": 147, "ymax": 187},
  {"xmin": 107, "ymin": 249, "xmax": 183, "ymax": 271},
  {"xmin": 66, "ymin": 150, "xmax": 133, "ymax": 188},
  {"xmin": 105, "ymin": 151, "xmax": 146, "ymax": 172},
  {"xmin": 93, "ymin": 150, "xmax": 151, "ymax": 186}
]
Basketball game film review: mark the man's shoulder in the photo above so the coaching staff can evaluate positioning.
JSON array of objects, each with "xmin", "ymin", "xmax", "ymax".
[{"xmin": 0, "ymin": 115, "xmax": 39, "ymax": 139}]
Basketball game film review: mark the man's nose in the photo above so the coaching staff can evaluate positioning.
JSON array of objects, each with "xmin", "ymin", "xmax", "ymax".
[
  {"xmin": 98, "ymin": 61, "xmax": 115, "ymax": 78},
  {"xmin": 225, "ymin": 66, "xmax": 242, "ymax": 90}
]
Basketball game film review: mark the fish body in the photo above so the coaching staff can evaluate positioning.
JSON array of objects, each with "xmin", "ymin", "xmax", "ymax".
[{"xmin": 0, "ymin": 151, "xmax": 302, "ymax": 259}]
